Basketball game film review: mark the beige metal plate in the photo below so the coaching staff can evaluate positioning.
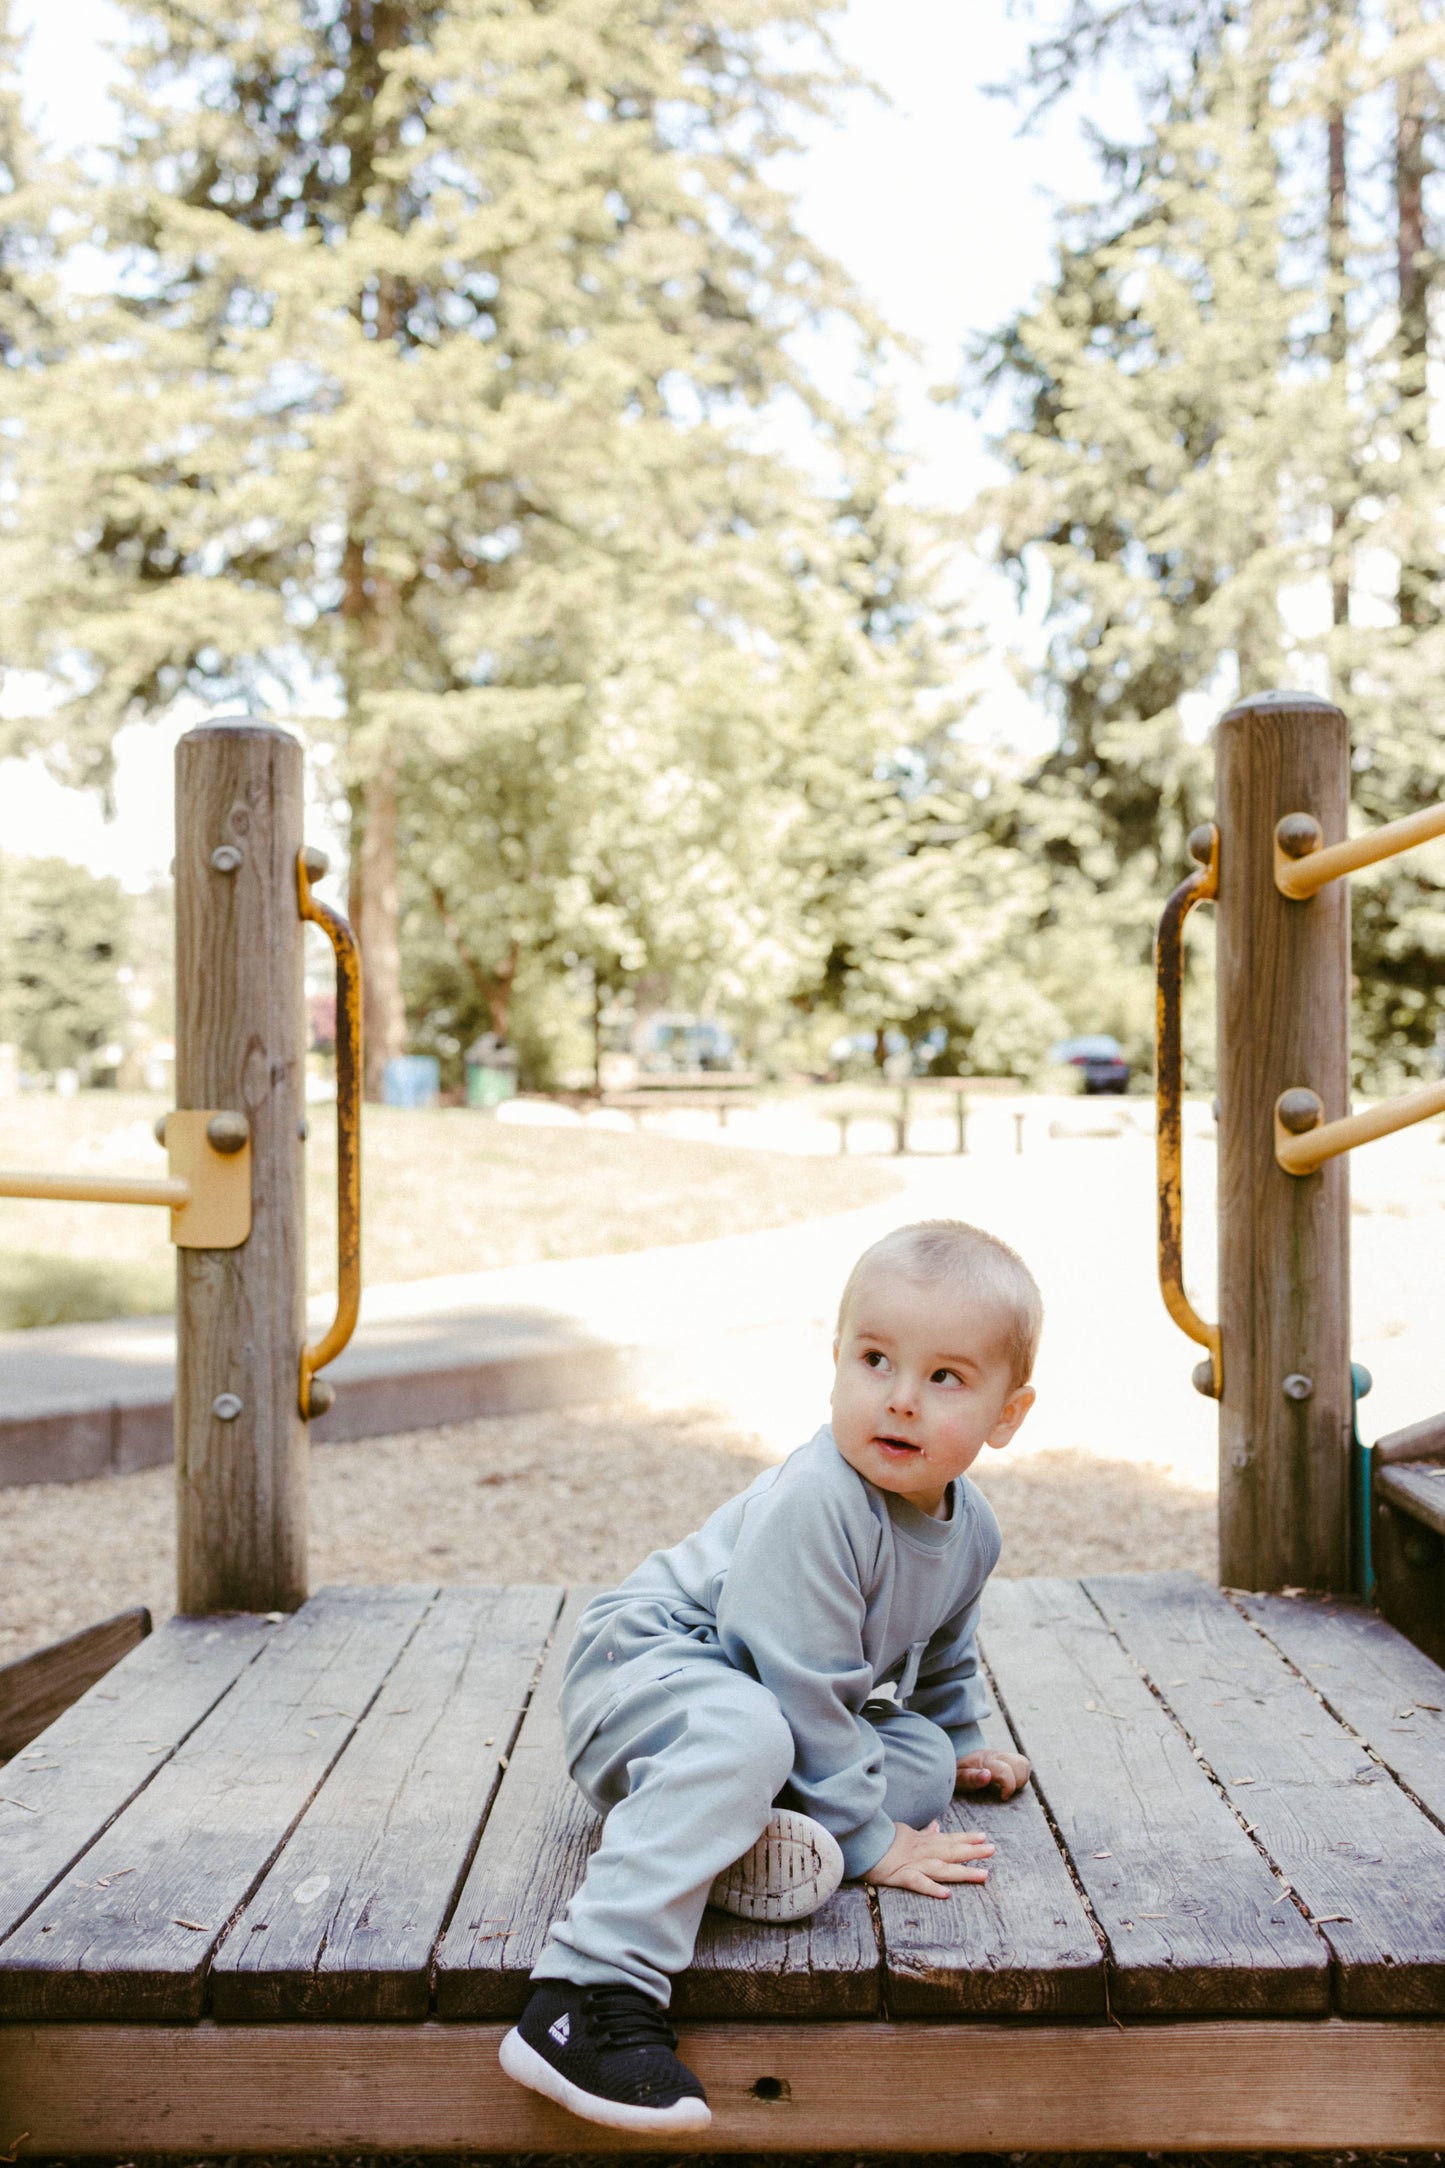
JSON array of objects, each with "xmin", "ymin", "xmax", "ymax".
[{"xmin": 166, "ymin": 1111, "xmax": 252, "ymax": 1249}]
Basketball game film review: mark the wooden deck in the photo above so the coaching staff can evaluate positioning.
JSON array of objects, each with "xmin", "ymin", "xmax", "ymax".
[{"xmin": 5, "ymin": 1569, "xmax": 1445, "ymax": 2154}]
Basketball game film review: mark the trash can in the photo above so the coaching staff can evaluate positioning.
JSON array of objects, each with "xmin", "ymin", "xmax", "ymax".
[
  {"xmin": 464, "ymin": 1034, "xmax": 519, "ymax": 1109},
  {"xmin": 382, "ymin": 1055, "xmax": 441, "ymax": 1109}
]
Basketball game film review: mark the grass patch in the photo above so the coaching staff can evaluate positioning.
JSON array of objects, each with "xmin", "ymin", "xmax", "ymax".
[
  {"xmin": 0, "ymin": 1094, "xmax": 903, "ymax": 1323},
  {"xmin": 0, "ymin": 1249, "xmax": 173, "ymax": 1330}
]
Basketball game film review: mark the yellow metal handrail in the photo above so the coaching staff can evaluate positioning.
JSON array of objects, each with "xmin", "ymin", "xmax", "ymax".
[
  {"xmin": 1274, "ymin": 1078, "xmax": 1445, "ymax": 1177},
  {"xmin": 1275, "ymin": 800, "xmax": 1445, "ymax": 899},
  {"xmin": 1155, "ymin": 823, "xmax": 1222, "ymax": 1398},
  {"xmin": 297, "ymin": 846, "xmax": 363, "ymax": 1421},
  {"xmin": 0, "ymin": 1170, "xmax": 189, "ymax": 1208},
  {"xmin": 0, "ymin": 1111, "xmax": 251, "ymax": 1247}
]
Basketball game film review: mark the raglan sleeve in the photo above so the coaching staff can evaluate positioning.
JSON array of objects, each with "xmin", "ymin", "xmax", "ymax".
[
  {"xmin": 907, "ymin": 1596, "xmax": 990, "ymax": 1757},
  {"xmin": 713, "ymin": 1474, "xmax": 897, "ymax": 1878},
  {"xmin": 906, "ymin": 1487, "xmax": 1002, "ymax": 1757}
]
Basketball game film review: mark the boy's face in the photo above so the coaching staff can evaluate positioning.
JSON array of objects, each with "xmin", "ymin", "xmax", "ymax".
[{"xmin": 830, "ymin": 1265, "xmax": 1034, "ymax": 1517}]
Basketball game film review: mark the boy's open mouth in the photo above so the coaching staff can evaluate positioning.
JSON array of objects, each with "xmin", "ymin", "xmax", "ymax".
[{"xmin": 873, "ymin": 1435, "xmax": 922, "ymax": 1456}]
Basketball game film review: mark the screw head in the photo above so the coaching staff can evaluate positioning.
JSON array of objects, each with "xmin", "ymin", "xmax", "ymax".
[
  {"xmin": 1187, "ymin": 824, "xmax": 1216, "ymax": 866},
  {"xmin": 206, "ymin": 1111, "xmax": 250, "ymax": 1155},
  {"xmin": 1191, "ymin": 1359, "xmax": 1219, "ymax": 1399},
  {"xmin": 306, "ymin": 1378, "xmax": 336, "ymax": 1420},
  {"xmin": 1282, "ymin": 1373, "xmax": 1314, "ymax": 1402},
  {"xmin": 301, "ymin": 844, "xmax": 330, "ymax": 880},
  {"xmin": 210, "ymin": 844, "xmax": 244, "ymax": 873},
  {"xmin": 1278, "ymin": 1088, "xmax": 1325, "ymax": 1135},
  {"xmin": 153, "ymin": 1113, "xmax": 169, "ymax": 1147},
  {"xmin": 212, "ymin": 1392, "xmax": 244, "ymax": 1421},
  {"xmin": 1276, "ymin": 813, "xmax": 1324, "ymax": 861}
]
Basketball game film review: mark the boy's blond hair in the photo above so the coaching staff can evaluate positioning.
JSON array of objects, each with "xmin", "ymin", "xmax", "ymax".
[{"xmin": 835, "ymin": 1219, "xmax": 1043, "ymax": 1387}]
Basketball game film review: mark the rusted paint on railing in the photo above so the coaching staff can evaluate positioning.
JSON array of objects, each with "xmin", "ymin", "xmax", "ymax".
[{"xmin": 1155, "ymin": 823, "xmax": 1222, "ymax": 1399}]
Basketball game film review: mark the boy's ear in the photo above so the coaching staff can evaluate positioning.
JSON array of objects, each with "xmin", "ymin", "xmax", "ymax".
[{"xmin": 987, "ymin": 1384, "xmax": 1035, "ymax": 1450}]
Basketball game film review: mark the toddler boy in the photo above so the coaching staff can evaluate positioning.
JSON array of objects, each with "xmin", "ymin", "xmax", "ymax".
[{"xmin": 500, "ymin": 1218, "xmax": 1040, "ymax": 2132}]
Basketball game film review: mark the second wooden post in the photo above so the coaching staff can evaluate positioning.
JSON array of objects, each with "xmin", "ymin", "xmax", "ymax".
[
  {"xmin": 1215, "ymin": 692, "xmax": 1352, "ymax": 1592},
  {"xmin": 174, "ymin": 720, "xmax": 308, "ymax": 1614}
]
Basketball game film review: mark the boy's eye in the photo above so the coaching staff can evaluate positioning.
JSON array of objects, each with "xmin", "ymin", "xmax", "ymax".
[
  {"xmin": 863, "ymin": 1349, "xmax": 888, "ymax": 1370},
  {"xmin": 931, "ymin": 1367, "xmax": 963, "ymax": 1386}
]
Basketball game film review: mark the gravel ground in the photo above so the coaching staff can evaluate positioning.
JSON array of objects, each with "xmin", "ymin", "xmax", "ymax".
[{"xmin": 1, "ymin": 1400, "xmax": 1212, "ymax": 1662}]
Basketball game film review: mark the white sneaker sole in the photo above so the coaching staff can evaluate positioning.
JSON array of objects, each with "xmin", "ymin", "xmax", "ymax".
[
  {"xmin": 498, "ymin": 2024, "xmax": 713, "ymax": 2133},
  {"xmin": 708, "ymin": 1808, "xmax": 845, "ymax": 1923}
]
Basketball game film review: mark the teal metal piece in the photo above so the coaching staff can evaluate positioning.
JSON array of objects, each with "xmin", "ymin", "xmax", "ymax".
[{"xmin": 1351, "ymin": 1361, "xmax": 1375, "ymax": 1602}]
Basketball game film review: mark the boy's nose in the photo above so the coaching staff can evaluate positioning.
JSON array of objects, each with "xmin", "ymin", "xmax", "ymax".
[{"xmin": 887, "ymin": 1380, "xmax": 918, "ymax": 1414}]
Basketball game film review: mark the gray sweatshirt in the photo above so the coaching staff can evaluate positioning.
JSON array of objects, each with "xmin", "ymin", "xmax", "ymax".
[{"xmin": 563, "ymin": 1425, "xmax": 1001, "ymax": 1875}]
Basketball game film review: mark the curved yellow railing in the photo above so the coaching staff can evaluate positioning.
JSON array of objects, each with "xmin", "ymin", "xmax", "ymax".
[
  {"xmin": 1155, "ymin": 823, "xmax": 1222, "ymax": 1399},
  {"xmin": 297, "ymin": 846, "xmax": 363, "ymax": 1421}
]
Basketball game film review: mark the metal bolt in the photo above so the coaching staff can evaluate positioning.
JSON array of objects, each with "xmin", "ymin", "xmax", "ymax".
[
  {"xmin": 306, "ymin": 1378, "xmax": 336, "ymax": 1420},
  {"xmin": 212, "ymin": 1393, "xmax": 244, "ymax": 1422},
  {"xmin": 301, "ymin": 844, "xmax": 330, "ymax": 880},
  {"xmin": 1187, "ymin": 824, "xmax": 1216, "ymax": 866},
  {"xmin": 1276, "ymin": 812, "xmax": 1324, "ymax": 861},
  {"xmin": 153, "ymin": 1113, "xmax": 169, "ymax": 1148},
  {"xmin": 1191, "ymin": 1359, "xmax": 1218, "ymax": 1399},
  {"xmin": 1282, "ymin": 1373, "xmax": 1314, "ymax": 1402},
  {"xmin": 298, "ymin": 1118, "xmax": 310, "ymax": 1142},
  {"xmin": 211, "ymin": 844, "xmax": 244, "ymax": 873},
  {"xmin": 206, "ymin": 1111, "xmax": 250, "ymax": 1155},
  {"xmin": 1278, "ymin": 1088, "xmax": 1324, "ymax": 1136}
]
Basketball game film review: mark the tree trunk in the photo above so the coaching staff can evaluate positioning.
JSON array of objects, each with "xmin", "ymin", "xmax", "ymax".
[
  {"xmin": 1327, "ymin": 29, "xmax": 1351, "ymax": 636},
  {"xmin": 1396, "ymin": 61, "xmax": 1433, "ymax": 631},
  {"xmin": 348, "ymin": 749, "xmax": 407, "ymax": 1102},
  {"xmin": 593, "ymin": 976, "xmax": 605, "ymax": 1097}
]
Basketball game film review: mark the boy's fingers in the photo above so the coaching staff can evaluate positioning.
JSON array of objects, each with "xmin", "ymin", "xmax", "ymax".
[{"xmin": 904, "ymin": 1870, "xmax": 954, "ymax": 1899}]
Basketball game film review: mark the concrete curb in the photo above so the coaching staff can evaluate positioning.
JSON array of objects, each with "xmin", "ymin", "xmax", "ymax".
[{"xmin": 0, "ymin": 1328, "xmax": 642, "ymax": 1491}]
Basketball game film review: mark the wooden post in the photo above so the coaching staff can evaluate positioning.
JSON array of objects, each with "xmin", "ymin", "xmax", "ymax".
[
  {"xmin": 174, "ymin": 721, "xmax": 308, "ymax": 1614},
  {"xmin": 1215, "ymin": 692, "xmax": 1352, "ymax": 1592}
]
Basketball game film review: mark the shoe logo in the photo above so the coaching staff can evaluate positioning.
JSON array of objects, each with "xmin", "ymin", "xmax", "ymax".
[{"xmin": 548, "ymin": 2013, "xmax": 571, "ymax": 2046}]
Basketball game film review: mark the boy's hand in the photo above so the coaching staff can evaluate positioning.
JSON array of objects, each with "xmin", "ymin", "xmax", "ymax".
[
  {"xmin": 863, "ymin": 1819, "xmax": 994, "ymax": 1899},
  {"xmin": 956, "ymin": 1749, "xmax": 1031, "ymax": 1798}
]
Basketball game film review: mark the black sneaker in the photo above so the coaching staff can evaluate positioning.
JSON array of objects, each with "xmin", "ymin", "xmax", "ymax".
[{"xmin": 499, "ymin": 1980, "xmax": 711, "ymax": 2132}]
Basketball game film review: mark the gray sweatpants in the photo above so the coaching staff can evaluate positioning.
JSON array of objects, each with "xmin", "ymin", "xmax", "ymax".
[{"xmin": 531, "ymin": 1640, "xmax": 958, "ymax": 2006}]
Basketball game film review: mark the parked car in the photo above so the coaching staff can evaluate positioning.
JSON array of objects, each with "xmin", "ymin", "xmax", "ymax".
[{"xmin": 1048, "ymin": 1034, "xmax": 1131, "ymax": 1095}]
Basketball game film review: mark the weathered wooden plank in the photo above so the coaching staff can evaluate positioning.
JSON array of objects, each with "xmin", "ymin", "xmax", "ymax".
[
  {"xmin": 7, "ymin": 2019, "xmax": 1445, "ymax": 2155},
  {"xmin": 1377, "ymin": 1457, "xmax": 1445, "ymax": 1536},
  {"xmin": 1238, "ymin": 1587, "xmax": 1445, "ymax": 1822},
  {"xmin": 979, "ymin": 1577, "xmax": 1328, "ymax": 2014},
  {"xmin": 0, "ymin": 1585, "xmax": 433, "ymax": 2021},
  {"xmin": 0, "ymin": 1613, "xmax": 275, "ymax": 1948},
  {"xmin": 1091, "ymin": 1570, "xmax": 1445, "ymax": 2015},
  {"xmin": 434, "ymin": 1591, "xmax": 881, "ymax": 2020},
  {"xmin": 210, "ymin": 1584, "xmax": 561, "ymax": 2021},
  {"xmin": 876, "ymin": 1702, "xmax": 1103, "ymax": 2017},
  {"xmin": 0, "ymin": 1608, "xmax": 152, "ymax": 1762}
]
